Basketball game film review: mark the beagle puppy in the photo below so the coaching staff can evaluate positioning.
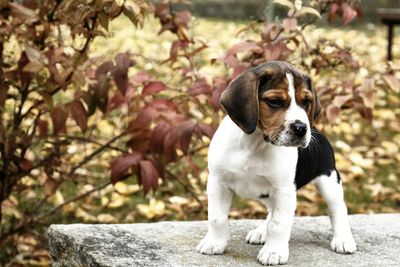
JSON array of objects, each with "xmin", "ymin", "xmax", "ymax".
[{"xmin": 196, "ymin": 61, "xmax": 356, "ymax": 265}]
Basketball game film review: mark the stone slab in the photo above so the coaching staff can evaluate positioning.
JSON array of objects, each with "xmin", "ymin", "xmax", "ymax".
[{"xmin": 48, "ymin": 214, "xmax": 400, "ymax": 267}]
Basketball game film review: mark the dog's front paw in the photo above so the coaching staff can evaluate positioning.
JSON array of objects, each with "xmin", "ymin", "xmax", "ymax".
[
  {"xmin": 196, "ymin": 235, "xmax": 227, "ymax": 255},
  {"xmin": 246, "ymin": 225, "xmax": 266, "ymax": 244},
  {"xmin": 257, "ymin": 244, "xmax": 289, "ymax": 265},
  {"xmin": 330, "ymin": 235, "xmax": 357, "ymax": 254}
]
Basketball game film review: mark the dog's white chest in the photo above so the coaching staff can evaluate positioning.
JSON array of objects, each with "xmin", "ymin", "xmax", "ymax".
[
  {"xmin": 228, "ymin": 173, "xmax": 272, "ymax": 199},
  {"xmin": 208, "ymin": 117, "xmax": 298, "ymax": 199}
]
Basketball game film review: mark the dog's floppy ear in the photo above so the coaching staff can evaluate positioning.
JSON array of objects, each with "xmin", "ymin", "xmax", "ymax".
[
  {"xmin": 220, "ymin": 70, "xmax": 259, "ymax": 134},
  {"xmin": 306, "ymin": 76, "xmax": 321, "ymax": 122}
]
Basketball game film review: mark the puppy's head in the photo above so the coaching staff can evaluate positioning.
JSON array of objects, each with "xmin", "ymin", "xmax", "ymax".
[{"xmin": 220, "ymin": 61, "xmax": 320, "ymax": 148}]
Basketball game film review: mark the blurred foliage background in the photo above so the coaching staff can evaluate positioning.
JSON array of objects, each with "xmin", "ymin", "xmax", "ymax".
[{"xmin": 0, "ymin": 0, "xmax": 399, "ymax": 265}]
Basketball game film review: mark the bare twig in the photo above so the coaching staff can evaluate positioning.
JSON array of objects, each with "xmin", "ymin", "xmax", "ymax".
[
  {"xmin": 166, "ymin": 169, "xmax": 204, "ymax": 210},
  {"xmin": 68, "ymin": 131, "xmax": 127, "ymax": 175},
  {"xmin": 35, "ymin": 180, "xmax": 111, "ymax": 221}
]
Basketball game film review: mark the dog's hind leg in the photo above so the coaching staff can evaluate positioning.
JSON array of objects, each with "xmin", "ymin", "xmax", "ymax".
[
  {"xmin": 314, "ymin": 170, "xmax": 357, "ymax": 254},
  {"xmin": 196, "ymin": 173, "xmax": 233, "ymax": 255}
]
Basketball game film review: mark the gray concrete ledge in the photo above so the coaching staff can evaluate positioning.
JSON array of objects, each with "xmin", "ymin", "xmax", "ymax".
[{"xmin": 48, "ymin": 214, "xmax": 400, "ymax": 267}]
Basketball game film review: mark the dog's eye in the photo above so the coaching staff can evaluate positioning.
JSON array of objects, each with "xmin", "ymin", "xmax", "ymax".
[
  {"xmin": 266, "ymin": 99, "xmax": 284, "ymax": 109},
  {"xmin": 302, "ymin": 99, "xmax": 312, "ymax": 109}
]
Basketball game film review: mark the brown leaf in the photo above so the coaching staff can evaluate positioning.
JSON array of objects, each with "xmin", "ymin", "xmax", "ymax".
[
  {"xmin": 151, "ymin": 121, "xmax": 172, "ymax": 153},
  {"xmin": 23, "ymin": 61, "xmax": 44, "ymax": 73},
  {"xmin": 342, "ymin": 3, "xmax": 357, "ymax": 25},
  {"xmin": 359, "ymin": 90, "xmax": 374, "ymax": 109},
  {"xmin": 38, "ymin": 119, "xmax": 48, "ymax": 137},
  {"xmin": 333, "ymin": 94, "xmax": 352, "ymax": 108},
  {"xmin": 68, "ymin": 100, "xmax": 88, "ymax": 131},
  {"xmin": 96, "ymin": 60, "xmax": 114, "ymax": 79},
  {"xmin": 111, "ymin": 152, "xmax": 142, "ymax": 184},
  {"xmin": 25, "ymin": 46, "xmax": 44, "ymax": 64},
  {"xmin": 9, "ymin": 2, "xmax": 37, "ymax": 20},
  {"xmin": 226, "ymin": 41, "xmax": 260, "ymax": 56},
  {"xmin": 51, "ymin": 106, "xmax": 68, "ymax": 134},
  {"xmin": 263, "ymin": 42, "xmax": 291, "ymax": 61},
  {"xmin": 19, "ymin": 159, "xmax": 33, "ymax": 172},
  {"xmin": 195, "ymin": 123, "xmax": 216, "ymax": 139},
  {"xmin": 163, "ymin": 130, "xmax": 179, "ymax": 161},
  {"xmin": 108, "ymin": 91, "xmax": 127, "ymax": 111},
  {"xmin": 142, "ymin": 81, "xmax": 167, "ymax": 96},
  {"xmin": 383, "ymin": 75, "xmax": 400, "ymax": 93},
  {"xmin": 113, "ymin": 53, "xmax": 133, "ymax": 95},
  {"xmin": 189, "ymin": 78, "xmax": 212, "ymax": 96},
  {"xmin": 282, "ymin": 18, "xmax": 297, "ymax": 32},
  {"xmin": 43, "ymin": 177, "xmax": 59, "ymax": 196},
  {"xmin": 211, "ymin": 77, "xmax": 228, "ymax": 109},
  {"xmin": 326, "ymin": 104, "xmax": 340, "ymax": 124},
  {"xmin": 173, "ymin": 10, "xmax": 191, "ymax": 27},
  {"xmin": 177, "ymin": 121, "xmax": 195, "ymax": 155},
  {"xmin": 138, "ymin": 160, "xmax": 159, "ymax": 195},
  {"xmin": 128, "ymin": 106, "xmax": 156, "ymax": 131},
  {"xmin": 132, "ymin": 71, "xmax": 151, "ymax": 84},
  {"xmin": 98, "ymin": 13, "xmax": 109, "ymax": 31}
]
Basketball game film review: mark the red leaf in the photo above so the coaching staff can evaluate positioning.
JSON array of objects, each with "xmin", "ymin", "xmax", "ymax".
[
  {"xmin": 131, "ymin": 71, "xmax": 151, "ymax": 84},
  {"xmin": 127, "ymin": 129, "xmax": 151, "ymax": 152},
  {"xmin": 189, "ymin": 78, "xmax": 212, "ymax": 96},
  {"xmin": 177, "ymin": 121, "xmax": 195, "ymax": 155},
  {"xmin": 342, "ymin": 3, "xmax": 357, "ymax": 25},
  {"xmin": 222, "ymin": 54, "xmax": 240, "ymax": 69},
  {"xmin": 108, "ymin": 91, "xmax": 127, "ymax": 112},
  {"xmin": 174, "ymin": 10, "xmax": 191, "ymax": 27},
  {"xmin": 227, "ymin": 41, "xmax": 260, "ymax": 56},
  {"xmin": 96, "ymin": 60, "xmax": 114, "ymax": 79},
  {"xmin": 151, "ymin": 121, "xmax": 172, "ymax": 153},
  {"xmin": 128, "ymin": 106, "xmax": 156, "ymax": 131},
  {"xmin": 383, "ymin": 75, "xmax": 400, "ymax": 93},
  {"xmin": 93, "ymin": 76, "xmax": 111, "ymax": 113},
  {"xmin": 195, "ymin": 123, "xmax": 216, "ymax": 139},
  {"xmin": 142, "ymin": 81, "xmax": 167, "ymax": 96},
  {"xmin": 282, "ymin": 18, "xmax": 297, "ymax": 32},
  {"xmin": 263, "ymin": 42, "xmax": 291, "ymax": 61},
  {"xmin": 68, "ymin": 100, "xmax": 88, "ymax": 131},
  {"xmin": 326, "ymin": 104, "xmax": 340, "ymax": 124},
  {"xmin": 138, "ymin": 160, "xmax": 159, "ymax": 195},
  {"xmin": 111, "ymin": 152, "xmax": 142, "ymax": 184},
  {"xmin": 211, "ymin": 77, "xmax": 228, "ymax": 109},
  {"xmin": 113, "ymin": 53, "xmax": 134, "ymax": 95},
  {"xmin": 19, "ymin": 159, "xmax": 33, "ymax": 172},
  {"xmin": 51, "ymin": 106, "xmax": 68, "ymax": 134},
  {"xmin": 163, "ymin": 130, "xmax": 179, "ymax": 161},
  {"xmin": 150, "ymin": 159, "xmax": 165, "ymax": 180},
  {"xmin": 231, "ymin": 63, "xmax": 251, "ymax": 80},
  {"xmin": 38, "ymin": 119, "xmax": 48, "ymax": 137},
  {"xmin": 332, "ymin": 94, "xmax": 352, "ymax": 108}
]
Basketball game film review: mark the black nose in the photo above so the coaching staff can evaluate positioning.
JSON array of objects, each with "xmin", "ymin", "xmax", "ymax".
[{"xmin": 290, "ymin": 121, "xmax": 307, "ymax": 137}]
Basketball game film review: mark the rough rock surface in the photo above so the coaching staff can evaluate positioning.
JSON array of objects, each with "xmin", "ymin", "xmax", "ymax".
[{"xmin": 48, "ymin": 214, "xmax": 400, "ymax": 266}]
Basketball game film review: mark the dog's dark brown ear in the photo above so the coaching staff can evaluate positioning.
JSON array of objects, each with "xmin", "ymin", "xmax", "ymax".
[
  {"xmin": 220, "ymin": 71, "xmax": 259, "ymax": 134},
  {"xmin": 313, "ymin": 90, "xmax": 321, "ymax": 121},
  {"xmin": 306, "ymin": 77, "xmax": 321, "ymax": 122}
]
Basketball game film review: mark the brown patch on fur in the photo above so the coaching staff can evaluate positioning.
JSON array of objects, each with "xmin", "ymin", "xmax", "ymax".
[
  {"xmin": 295, "ymin": 87, "xmax": 314, "ymax": 122},
  {"xmin": 258, "ymin": 101, "xmax": 287, "ymax": 142},
  {"xmin": 258, "ymin": 87, "xmax": 290, "ymax": 143}
]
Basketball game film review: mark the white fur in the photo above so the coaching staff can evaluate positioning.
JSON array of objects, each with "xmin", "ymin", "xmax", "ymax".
[
  {"xmin": 197, "ymin": 73, "xmax": 356, "ymax": 265},
  {"xmin": 197, "ymin": 116, "xmax": 298, "ymax": 265},
  {"xmin": 314, "ymin": 172, "xmax": 357, "ymax": 253}
]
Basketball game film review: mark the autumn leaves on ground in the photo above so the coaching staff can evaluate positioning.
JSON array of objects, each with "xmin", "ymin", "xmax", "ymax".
[{"xmin": 0, "ymin": 0, "xmax": 399, "ymax": 266}]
